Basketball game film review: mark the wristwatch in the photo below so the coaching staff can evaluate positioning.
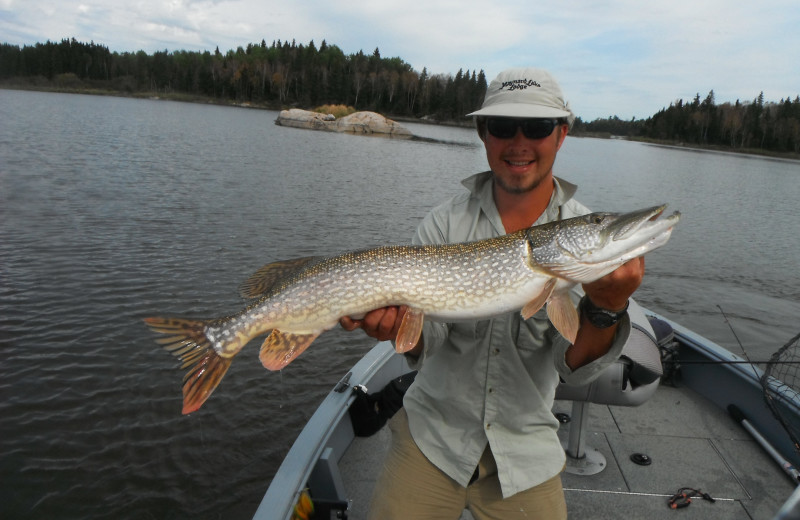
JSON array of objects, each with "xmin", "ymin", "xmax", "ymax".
[{"xmin": 579, "ymin": 296, "xmax": 629, "ymax": 329}]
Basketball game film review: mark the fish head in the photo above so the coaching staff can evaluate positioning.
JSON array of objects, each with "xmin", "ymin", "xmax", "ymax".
[{"xmin": 527, "ymin": 204, "xmax": 681, "ymax": 283}]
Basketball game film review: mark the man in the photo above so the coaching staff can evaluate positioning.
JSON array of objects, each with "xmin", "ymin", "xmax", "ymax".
[{"xmin": 341, "ymin": 67, "xmax": 646, "ymax": 519}]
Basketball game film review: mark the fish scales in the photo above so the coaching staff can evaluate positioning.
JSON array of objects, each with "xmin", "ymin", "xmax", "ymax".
[
  {"xmin": 241, "ymin": 234, "xmax": 536, "ymax": 334},
  {"xmin": 145, "ymin": 205, "xmax": 680, "ymax": 413}
]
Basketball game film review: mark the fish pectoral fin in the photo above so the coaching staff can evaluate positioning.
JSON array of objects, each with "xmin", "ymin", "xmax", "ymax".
[
  {"xmin": 395, "ymin": 307, "xmax": 425, "ymax": 353},
  {"xmin": 144, "ymin": 317, "xmax": 233, "ymax": 415},
  {"xmin": 521, "ymin": 278, "xmax": 557, "ymax": 320},
  {"xmin": 259, "ymin": 329, "xmax": 319, "ymax": 371},
  {"xmin": 238, "ymin": 256, "xmax": 323, "ymax": 299},
  {"xmin": 546, "ymin": 292, "xmax": 580, "ymax": 344}
]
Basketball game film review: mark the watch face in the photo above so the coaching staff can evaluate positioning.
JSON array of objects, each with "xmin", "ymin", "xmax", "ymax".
[
  {"xmin": 580, "ymin": 297, "xmax": 627, "ymax": 329},
  {"xmin": 588, "ymin": 312, "xmax": 616, "ymax": 328}
]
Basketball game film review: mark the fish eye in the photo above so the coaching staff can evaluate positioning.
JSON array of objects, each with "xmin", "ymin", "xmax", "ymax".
[{"xmin": 591, "ymin": 215, "xmax": 604, "ymax": 225}]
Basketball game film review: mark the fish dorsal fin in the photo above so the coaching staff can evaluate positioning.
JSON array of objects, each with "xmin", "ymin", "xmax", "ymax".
[
  {"xmin": 546, "ymin": 291, "xmax": 580, "ymax": 344},
  {"xmin": 395, "ymin": 307, "xmax": 425, "ymax": 353},
  {"xmin": 521, "ymin": 278, "xmax": 557, "ymax": 320},
  {"xmin": 259, "ymin": 329, "xmax": 320, "ymax": 371},
  {"xmin": 239, "ymin": 257, "xmax": 322, "ymax": 299}
]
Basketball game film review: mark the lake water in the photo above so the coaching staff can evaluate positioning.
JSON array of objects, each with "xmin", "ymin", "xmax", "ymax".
[{"xmin": 1, "ymin": 90, "xmax": 799, "ymax": 519}]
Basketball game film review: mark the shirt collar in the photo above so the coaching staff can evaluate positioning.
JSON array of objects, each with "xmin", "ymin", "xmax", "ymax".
[{"xmin": 461, "ymin": 171, "xmax": 579, "ymax": 232}]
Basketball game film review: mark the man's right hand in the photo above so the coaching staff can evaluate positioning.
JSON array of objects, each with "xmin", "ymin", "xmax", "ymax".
[{"xmin": 340, "ymin": 305, "xmax": 408, "ymax": 342}]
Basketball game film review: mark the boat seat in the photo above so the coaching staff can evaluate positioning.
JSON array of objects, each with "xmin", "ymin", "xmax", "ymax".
[{"xmin": 554, "ymin": 301, "xmax": 667, "ymax": 475}]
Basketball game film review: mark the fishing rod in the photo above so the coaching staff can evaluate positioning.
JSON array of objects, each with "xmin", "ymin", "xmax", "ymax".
[{"xmin": 676, "ymin": 360, "xmax": 800, "ymax": 365}]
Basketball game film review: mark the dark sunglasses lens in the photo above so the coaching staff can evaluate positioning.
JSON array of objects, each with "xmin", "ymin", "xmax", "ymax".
[
  {"xmin": 520, "ymin": 119, "xmax": 556, "ymax": 139},
  {"xmin": 486, "ymin": 118, "xmax": 556, "ymax": 139},
  {"xmin": 486, "ymin": 118, "xmax": 518, "ymax": 138}
]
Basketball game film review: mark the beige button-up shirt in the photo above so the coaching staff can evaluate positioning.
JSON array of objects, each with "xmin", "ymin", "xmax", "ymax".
[{"xmin": 403, "ymin": 171, "xmax": 631, "ymax": 497}]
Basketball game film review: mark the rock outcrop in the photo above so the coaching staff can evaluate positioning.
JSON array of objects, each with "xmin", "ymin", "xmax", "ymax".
[{"xmin": 275, "ymin": 109, "xmax": 412, "ymax": 138}]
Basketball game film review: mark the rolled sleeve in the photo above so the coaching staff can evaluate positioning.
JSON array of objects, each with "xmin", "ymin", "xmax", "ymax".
[{"xmin": 552, "ymin": 315, "xmax": 630, "ymax": 385}]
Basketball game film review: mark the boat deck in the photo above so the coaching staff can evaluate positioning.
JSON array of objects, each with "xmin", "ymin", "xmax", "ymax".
[{"xmin": 339, "ymin": 382, "xmax": 797, "ymax": 519}]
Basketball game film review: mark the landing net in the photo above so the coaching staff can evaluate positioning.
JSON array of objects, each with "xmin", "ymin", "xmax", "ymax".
[{"xmin": 762, "ymin": 332, "xmax": 800, "ymax": 454}]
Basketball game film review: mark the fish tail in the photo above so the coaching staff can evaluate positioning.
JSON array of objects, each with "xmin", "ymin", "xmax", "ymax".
[{"xmin": 144, "ymin": 317, "xmax": 233, "ymax": 414}]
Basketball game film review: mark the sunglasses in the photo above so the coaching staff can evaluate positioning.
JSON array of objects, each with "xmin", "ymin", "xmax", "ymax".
[{"xmin": 485, "ymin": 118, "xmax": 559, "ymax": 140}]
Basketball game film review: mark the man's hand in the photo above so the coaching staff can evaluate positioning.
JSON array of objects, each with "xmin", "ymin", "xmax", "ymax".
[
  {"xmin": 581, "ymin": 257, "xmax": 645, "ymax": 311},
  {"xmin": 566, "ymin": 257, "xmax": 645, "ymax": 370},
  {"xmin": 340, "ymin": 305, "xmax": 408, "ymax": 342}
]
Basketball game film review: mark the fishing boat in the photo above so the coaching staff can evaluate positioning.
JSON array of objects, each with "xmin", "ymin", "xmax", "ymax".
[{"xmin": 253, "ymin": 308, "xmax": 800, "ymax": 520}]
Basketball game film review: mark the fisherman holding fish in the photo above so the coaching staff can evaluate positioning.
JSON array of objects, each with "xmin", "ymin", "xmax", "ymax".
[
  {"xmin": 148, "ymin": 66, "xmax": 678, "ymax": 519},
  {"xmin": 341, "ymin": 68, "xmax": 651, "ymax": 520}
]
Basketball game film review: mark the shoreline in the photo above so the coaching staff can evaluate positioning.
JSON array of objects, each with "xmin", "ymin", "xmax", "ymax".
[
  {"xmin": 636, "ymin": 140, "xmax": 800, "ymax": 164},
  {"xmin": 3, "ymin": 84, "xmax": 797, "ymax": 162}
]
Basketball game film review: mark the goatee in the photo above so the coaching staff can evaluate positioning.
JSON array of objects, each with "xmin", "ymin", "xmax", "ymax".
[{"xmin": 493, "ymin": 174, "xmax": 545, "ymax": 195}]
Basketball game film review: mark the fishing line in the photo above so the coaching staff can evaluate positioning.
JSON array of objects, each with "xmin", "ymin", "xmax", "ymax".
[
  {"xmin": 717, "ymin": 305, "xmax": 754, "ymax": 363},
  {"xmin": 676, "ymin": 360, "xmax": 800, "ymax": 365}
]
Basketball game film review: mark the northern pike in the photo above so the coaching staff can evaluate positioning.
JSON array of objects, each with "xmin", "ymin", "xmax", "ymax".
[{"xmin": 145, "ymin": 204, "xmax": 680, "ymax": 414}]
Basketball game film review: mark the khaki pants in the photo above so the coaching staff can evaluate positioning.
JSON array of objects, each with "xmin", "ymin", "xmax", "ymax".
[{"xmin": 368, "ymin": 409, "xmax": 567, "ymax": 520}]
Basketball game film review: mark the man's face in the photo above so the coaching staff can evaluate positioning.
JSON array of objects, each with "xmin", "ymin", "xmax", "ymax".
[{"xmin": 480, "ymin": 118, "xmax": 569, "ymax": 195}]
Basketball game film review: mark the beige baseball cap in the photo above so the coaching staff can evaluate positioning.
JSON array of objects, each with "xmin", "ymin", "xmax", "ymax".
[{"xmin": 467, "ymin": 67, "xmax": 575, "ymax": 125}]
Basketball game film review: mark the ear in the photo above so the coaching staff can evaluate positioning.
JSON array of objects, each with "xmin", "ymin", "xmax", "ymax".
[
  {"xmin": 476, "ymin": 118, "xmax": 487, "ymax": 143},
  {"xmin": 555, "ymin": 124, "xmax": 569, "ymax": 151}
]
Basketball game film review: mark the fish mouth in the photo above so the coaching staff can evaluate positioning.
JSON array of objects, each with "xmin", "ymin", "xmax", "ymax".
[
  {"xmin": 599, "ymin": 204, "xmax": 680, "ymax": 266},
  {"xmin": 610, "ymin": 204, "xmax": 679, "ymax": 242}
]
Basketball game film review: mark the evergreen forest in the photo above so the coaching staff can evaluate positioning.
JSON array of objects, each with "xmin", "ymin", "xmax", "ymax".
[{"xmin": 1, "ymin": 38, "xmax": 798, "ymax": 156}]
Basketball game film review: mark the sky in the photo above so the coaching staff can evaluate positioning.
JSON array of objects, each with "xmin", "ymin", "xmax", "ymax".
[{"xmin": 2, "ymin": 0, "xmax": 799, "ymax": 121}]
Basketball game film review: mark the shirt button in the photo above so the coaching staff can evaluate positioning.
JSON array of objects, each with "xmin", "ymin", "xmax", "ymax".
[
  {"xmin": 486, "ymin": 423, "xmax": 491, "ymax": 429},
  {"xmin": 493, "ymin": 348, "xmax": 500, "ymax": 355},
  {"xmin": 488, "ymin": 387, "xmax": 494, "ymax": 393}
]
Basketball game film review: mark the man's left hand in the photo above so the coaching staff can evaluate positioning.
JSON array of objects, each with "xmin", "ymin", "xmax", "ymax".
[{"xmin": 581, "ymin": 257, "xmax": 645, "ymax": 311}]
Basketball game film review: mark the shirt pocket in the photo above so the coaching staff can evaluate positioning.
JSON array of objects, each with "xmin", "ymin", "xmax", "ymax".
[{"xmin": 448, "ymin": 320, "xmax": 490, "ymax": 349}]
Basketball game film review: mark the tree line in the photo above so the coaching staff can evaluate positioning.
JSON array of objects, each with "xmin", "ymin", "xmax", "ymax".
[
  {"xmin": 1, "ymin": 38, "xmax": 798, "ymax": 155},
  {"xmin": 0, "ymin": 38, "xmax": 487, "ymax": 122},
  {"xmin": 575, "ymin": 90, "xmax": 800, "ymax": 155}
]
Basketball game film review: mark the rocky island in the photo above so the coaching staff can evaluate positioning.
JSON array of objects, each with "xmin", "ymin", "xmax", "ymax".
[{"xmin": 275, "ymin": 109, "xmax": 413, "ymax": 139}]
